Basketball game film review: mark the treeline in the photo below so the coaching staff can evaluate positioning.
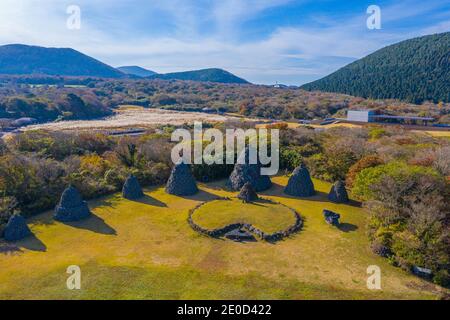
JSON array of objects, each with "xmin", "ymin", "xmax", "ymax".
[
  {"xmin": 301, "ymin": 32, "xmax": 450, "ymax": 104},
  {"xmin": 1, "ymin": 76, "xmax": 449, "ymax": 124},
  {"xmin": 0, "ymin": 92, "xmax": 111, "ymax": 122}
]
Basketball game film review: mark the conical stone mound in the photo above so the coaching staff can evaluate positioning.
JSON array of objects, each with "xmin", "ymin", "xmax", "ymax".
[
  {"xmin": 284, "ymin": 164, "xmax": 315, "ymax": 197},
  {"xmin": 328, "ymin": 180, "xmax": 349, "ymax": 203},
  {"xmin": 165, "ymin": 161, "xmax": 199, "ymax": 196},
  {"xmin": 228, "ymin": 147, "xmax": 272, "ymax": 192},
  {"xmin": 3, "ymin": 214, "xmax": 32, "ymax": 241},
  {"xmin": 238, "ymin": 182, "xmax": 259, "ymax": 203},
  {"xmin": 122, "ymin": 175, "xmax": 144, "ymax": 200},
  {"xmin": 54, "ymin": 185, "xmax": 91, "ymax": 222}
]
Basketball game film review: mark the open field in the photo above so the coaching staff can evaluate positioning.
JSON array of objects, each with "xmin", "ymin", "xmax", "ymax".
[
  {"xmin": 191, "ymin": 198, "xmax": 296, "ymax": 233},
  {"xmin": 23, "ymin": 107, "xmax": 247, "ymax": 132},
  {"xmin": 0, "ymin": 176, "xmax": 446, "ymax": 300}
]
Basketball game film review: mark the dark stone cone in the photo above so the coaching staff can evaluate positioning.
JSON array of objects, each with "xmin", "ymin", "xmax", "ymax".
[
  {"xmin": 284, "ymin": 165, "xmax": 315, "ymax": 197},
  {"xmin": 228, "ymin": 147, "xmax": 272, "ymax": 192},
  {"xmin": 323, "ymin": 209, "xmax": 340, "ymax": 226},
  {"xmin": 3, "ymin": 214, "xmax": 32, "ymax": 242},
  {"xmin": 54, "ymin": 185, "xmax": 91, "ymax": 222},
  {"xmin": 237, "ymin": 182, "xmax": 259, "ymax": 203},
  {"xmin": 165, "ymin": 161, "xmax": 199, "ymax": 196},
  {"xmin": 328, "ymin": 180, "xmax": 349, "ymax": 203},
  {"xmin": 122, "ymin": 175, "xmax": 144, "ymax": 200}
]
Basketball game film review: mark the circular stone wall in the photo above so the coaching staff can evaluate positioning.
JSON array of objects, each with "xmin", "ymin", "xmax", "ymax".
[{"xmin": 188, "ymin": 197, "xmax": 302, "ymax": 242}]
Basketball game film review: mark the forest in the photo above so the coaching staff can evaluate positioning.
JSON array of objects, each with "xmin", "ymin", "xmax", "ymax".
[{"xmin": 301, "ymin": 32, "xmax": 450, "ymax": 104}]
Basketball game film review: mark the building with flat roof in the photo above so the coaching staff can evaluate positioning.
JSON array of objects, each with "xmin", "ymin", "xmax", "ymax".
[
  {"xmin": 347, "ymin": 110, "xmax": 434, "ymax": 125},
  {"xmin": 347, "ymin": 110, "xmax": 375, "ymax": 122}
]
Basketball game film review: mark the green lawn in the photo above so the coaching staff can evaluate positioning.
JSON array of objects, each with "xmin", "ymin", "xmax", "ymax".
[
  {"xmin": 192, "ymin": 198, "xmax": 296, "ymax": 234},
  {"xmin": 0, "ymin": 176, "xmax": 445, "ymax": 299}
]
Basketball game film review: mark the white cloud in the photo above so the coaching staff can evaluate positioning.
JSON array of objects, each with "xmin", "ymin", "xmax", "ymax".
[{"xmin": 0, "ymin": 0, "xmax": 448, "ymax": 84}]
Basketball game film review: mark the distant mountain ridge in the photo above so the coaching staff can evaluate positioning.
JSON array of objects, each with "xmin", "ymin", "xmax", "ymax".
[
  {"xmin": 0, "ymin": 44, "xmax": 124, "ymax": 78},
  {"xmin": 149, "ymin": 68, "xmax": 250, "ymax": 84},
  {"xmin": 0, "ymin": 44, "xmax": 249, "ymax": 84},
  {"xmin": 117, "ymin": 65, "xmax": 157, "ymax": 77},
  {"xmin": 301, "ymin": 32, "xmax": 450, "ymax": 103}
]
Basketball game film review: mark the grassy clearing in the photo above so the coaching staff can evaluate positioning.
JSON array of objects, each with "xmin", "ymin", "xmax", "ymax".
[
  {"xmin": 0, "ymin": 177, "xmax": 445, "ymax": 300},
  {"xmin": 418, "ymin": 130, "xmax": 450, "ymax": 137},
  {"xmin": 191, "ymin": 198, "xmax": 296, "ymax": 233}
]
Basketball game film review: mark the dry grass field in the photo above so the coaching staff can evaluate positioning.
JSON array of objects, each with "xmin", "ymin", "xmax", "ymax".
[
  {"xmin": 0, "ymin": 176, "xmax": 445, "ymax": 300},
  {"xmin": 23, "ymin": 107, "xmax": 247, "ymax": 132}
]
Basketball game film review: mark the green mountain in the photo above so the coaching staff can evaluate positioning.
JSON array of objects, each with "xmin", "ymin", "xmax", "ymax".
[
  {"xmin": 0, "ymin": 44, "xmax": 124, "ymax": 78},
  {"xmin": 149, "ymin": 68, "xmax": 250, "ymax": 84},
  {"xmin": 301, "ymin": 32, "xmax": 450, "ymax": 103},
  {"xmin": 117, "ymin": 65, "xmax": 157, "ymax": 77}
]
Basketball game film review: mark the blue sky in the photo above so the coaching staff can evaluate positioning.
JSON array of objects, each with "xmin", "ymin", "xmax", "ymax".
[{"xmin": 0, "ymin": 0, "xmax": 449, "ymax": 84}]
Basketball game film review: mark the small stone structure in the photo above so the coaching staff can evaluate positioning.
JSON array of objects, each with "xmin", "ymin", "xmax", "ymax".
[
  {"xmin": 328, "ymin": 180, "xmax": 349, "ymax": 203},
  {"xmin": 284, "ymin": 164, "xmax": 315, "ymax": 197},
  {"xmin": 228, "ymin": 147, "xmax": 272, "ymax": 192},
  {"xmin": 3, "ymin": 214, "xmax": 32, "ymax": 241},
  {"xmin": 237, "ymin": 182, "xmax": 259, "ymax": 203},
  {"xmin": 54, "ymin": 185, "xmax": 91, "ymax": 222},
  {"xmin": 122, "ymin": 174, "xmax": 144, "ymax": 200},
  {"xmin": 165, "ymin": 161, "xmax": 199, "ymax": 196},
  {"xmin": 323, "ymin": 209, "xmax": 340, "ymax": 226},
  {"xmin": 224, "ymin": 228, "xmax": 256, "ymax": 242}
]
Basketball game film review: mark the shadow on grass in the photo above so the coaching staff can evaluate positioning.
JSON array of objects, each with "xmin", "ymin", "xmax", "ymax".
[
  {"xmin": 180, "ymin": 189, "xmax": 221, "ymax": 202},
  {"xmin": 134, "ymin": 194, "xmax": 167, "ymax": 207},
  {"xmin": 198, "ymin": 179, "xmax": 229, "ymax": 191},
  {"xmin": 0, "ymin": 241, "xmax": 22, "ymax": 255},
  {"xmin": 337, "ymin": 223, "xmax": 358, "ymax": 233},
  {"xmin": 263, "ymin": 183, "xmax": 329, "ymax": 201},
  {"xmin": 64, "ymin": 213, "xmax": 117, "ymax": 236},
  {"xmin": 0, "ymin": 233, "xmax": 47, "ymax": 254},
  {"xmin": 95, "ymin": 195, "xmax": 121, "ymax": 209},
  {"xmin": 18, "ymin": 234, "xmax": 47, "ymax": 252},
  {"xmin": 28, "ymin": 211, "xmax": 55, "ymax": 227},
  {"xmin": 264, "ymin": 182, "xmax": 361, "ymax": 208}
]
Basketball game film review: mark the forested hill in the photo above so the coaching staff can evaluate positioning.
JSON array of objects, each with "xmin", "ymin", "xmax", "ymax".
[
  {"xmin": 149, "ymin": 68, "xmax": 250, "ymax": 84},
  {"xmin": 301, "ymin": 32, "xmax": 450, "ymax": 103},
  {"xmin": 117, "ymin": 66, "xmax": 157, "ymax": 77},
  {"xmin": 0, "ymin": 44, "xmax": 125, "ymax": 78}
]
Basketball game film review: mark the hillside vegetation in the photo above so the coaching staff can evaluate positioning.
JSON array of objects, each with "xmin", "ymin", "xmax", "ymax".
[
  {"xmin": 302, "ymin": 32, "xmax": 450, "ymax": 104},
  {"xmin": 117, "ymin": 66, "xmax": 157, "ymax": 77},
  {"xmin": 1, "ymin": 78, "xmax": 448, "ymax": 123},
  {"xmin": 0, "ymin": 45, "xmax": 124, "ymax": 78},
  {"xmin": 149, "ymin": 68, "xmax": 249, "ymax": 84}
]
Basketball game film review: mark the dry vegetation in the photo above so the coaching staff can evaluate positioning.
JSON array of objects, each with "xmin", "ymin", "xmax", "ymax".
[{"xmin": 24, "ymin": 107, "xmax": 247, "ymax": 132}]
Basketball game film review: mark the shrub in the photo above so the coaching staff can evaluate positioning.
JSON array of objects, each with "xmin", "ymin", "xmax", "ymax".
[
  {"xmin": 352, "ymin": 161, "xmax": 439, "ymax": 201},
  {"xmin": 346, "ymin": 155, "xmax": 384, "ymax": 188}
]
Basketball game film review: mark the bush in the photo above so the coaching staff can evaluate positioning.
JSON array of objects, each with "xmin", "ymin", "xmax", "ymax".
[
  {"xmin": 346, "ymin": 155, "xmax": 384, "ymax": 188},
  {"xmin": 352, "ymin": 161, "xmax": 439, "ymax": 201}
]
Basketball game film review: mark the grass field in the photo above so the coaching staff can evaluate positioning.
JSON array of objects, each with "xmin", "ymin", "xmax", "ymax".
[
  {"xmin": 191, "ymin": 198, "xmax": 297, "ymax": 233},
  {"xmin": 0, "ymin": 177, "xmax": 445, "ymax": 300}
]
